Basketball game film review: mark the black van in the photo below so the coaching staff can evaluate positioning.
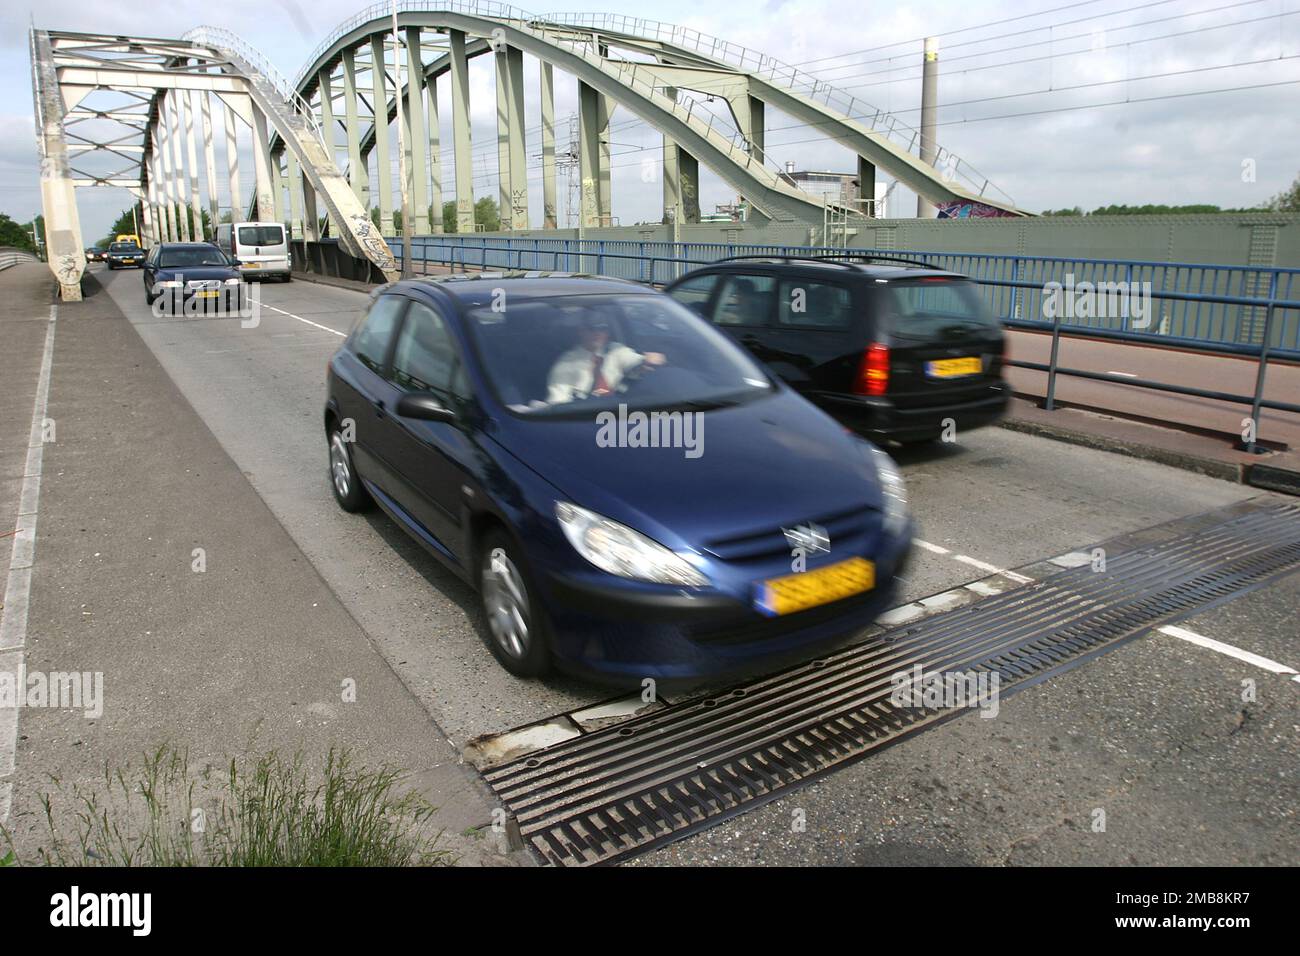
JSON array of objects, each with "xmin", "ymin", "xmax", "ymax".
[{"xmin": 664, "ymin": 255, "xmax": 1008, "ymax": 442}]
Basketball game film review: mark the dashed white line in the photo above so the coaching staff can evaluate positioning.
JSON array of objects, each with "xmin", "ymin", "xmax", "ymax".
[
  {"xmin": 1157, "ymin": 624, "xmax": 1300, "ymax": 682},
  {"xmin": 260, "ymin": 302, "xmax": 346, "ymax": 337},
  {"xmin": 914, "ymin": 538, "xmax": 1035, "ymax": 583},
  {"xmin": 0, "ymin": 303, "xmax": 57, "ymax": 822}
]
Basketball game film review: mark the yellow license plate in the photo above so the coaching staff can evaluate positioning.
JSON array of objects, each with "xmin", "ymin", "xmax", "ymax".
[
  {"xmin": 925, "ymin": 356, "xmax": 982, "ymax": 378},
  {"xmin": 196, "ymin": 290, "xmax": 219, "ymax": 299},
  {"xmin": 756, "ymin": 556, "xmax": 875, "ymax": 617},
  {"xmin": 243, "ymin": 263, "xmax": 260, "ymax": 268}
]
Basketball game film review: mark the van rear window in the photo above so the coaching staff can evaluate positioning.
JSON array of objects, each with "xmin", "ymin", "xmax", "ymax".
[
  {"xmin": 883, "ymin": 279, "xmax": 999, "ymax": 340},
  {"xmin": 237, "ymin": 226, "xmax": 284, "ymax": 246}
]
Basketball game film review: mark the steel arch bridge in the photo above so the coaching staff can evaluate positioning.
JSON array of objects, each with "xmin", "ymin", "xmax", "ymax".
[{"xmin": 30, "ymin": 2, "xmax": 1023, "ymax": 300}]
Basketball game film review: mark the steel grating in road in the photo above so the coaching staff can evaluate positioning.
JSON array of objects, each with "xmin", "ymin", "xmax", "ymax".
[{"xmin": 482, "ymin": 500, "xmax": 1300, "ymax": 866}]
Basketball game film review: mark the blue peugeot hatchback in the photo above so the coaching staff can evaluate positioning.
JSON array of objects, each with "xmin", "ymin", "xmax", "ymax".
[{"xmin": 325, "ymin": 274, "xmax": 913, "ymax": 682}]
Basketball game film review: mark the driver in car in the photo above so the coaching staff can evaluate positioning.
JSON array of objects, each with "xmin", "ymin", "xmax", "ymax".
[{"xmin": 547, "ymin": 316, "xmax": 666, "ymax": 404}]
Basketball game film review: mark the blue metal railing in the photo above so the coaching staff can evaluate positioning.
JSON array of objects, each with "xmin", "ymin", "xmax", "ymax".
[{"xmin": 387, "ymin": 234, "xmax": 1300, "ymax": 355}]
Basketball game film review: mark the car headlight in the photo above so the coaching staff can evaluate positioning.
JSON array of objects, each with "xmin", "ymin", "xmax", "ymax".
[
  {"xmin": 224, "ymin": 278, "xmax": 241, "ymax": 285},
  {"xmin": 156, "ymin": 280, "xmax": 182, "ymax": 289},
  {"xmin": 870, "ymin": 446, "xmax": 910, "ymax": 537},
  {"xmin": 555, "ymin": 502, "xmax": 708, "ymax": 587}
]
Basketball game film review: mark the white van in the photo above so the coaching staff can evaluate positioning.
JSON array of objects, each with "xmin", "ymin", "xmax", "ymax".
[{"xmin": 215, "ymin": 221, "xmax": 291, "ymax": 281}]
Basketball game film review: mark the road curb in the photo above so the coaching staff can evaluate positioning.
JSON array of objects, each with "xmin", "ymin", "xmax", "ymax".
[
  {"xmin": 1000, "ymin": 415, "xmax": 1300, "ymax": 495},
  {"xmin": 999, "ymin": 415, "xmax": 1246, "ymax": 481}
]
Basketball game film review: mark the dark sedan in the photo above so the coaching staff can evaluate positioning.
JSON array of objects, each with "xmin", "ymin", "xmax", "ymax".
[
  {"xmin": 143, "ymin": 242, "xmax": 242, "ymax": 311},
  {"xmin": 105, "ymin": 240, "xmax": 145, "ymax": 269},
  {"xmin": 324, "ymin": 274, "xmax": 913, "ymax": 683}
]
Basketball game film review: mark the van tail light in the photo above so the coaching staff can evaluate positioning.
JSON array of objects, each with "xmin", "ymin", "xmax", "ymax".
[{"xmin": 854, "ymin": 342, "xmax": 890, "ymax": 396}]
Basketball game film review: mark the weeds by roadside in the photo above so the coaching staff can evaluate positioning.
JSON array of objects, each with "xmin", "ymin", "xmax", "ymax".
[{"xmin": 2, "ymin": 745, "xmax": 453, "ymax": 867}]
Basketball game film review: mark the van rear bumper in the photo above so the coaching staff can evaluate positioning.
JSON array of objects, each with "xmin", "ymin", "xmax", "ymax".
[{"xmin": 238, "ymin": 258, "xmax": 292, "ymax": 279}]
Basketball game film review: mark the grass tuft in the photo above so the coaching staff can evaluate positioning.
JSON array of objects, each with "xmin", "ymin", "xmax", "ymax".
[{"xmin": 3, "ymin": 745, "xmax": 451, "ymax": 867}]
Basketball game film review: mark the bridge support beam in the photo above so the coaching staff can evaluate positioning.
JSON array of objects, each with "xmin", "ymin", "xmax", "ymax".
[
  {"xmin": 578, "ymin": 80, "xmax": 611, "ymax": 228},
  {"xmin": 249, "ymin": 105, "xmax": 275, "ymax": 222},
  {"xmin": 168, "ymin": 94, "xmax": 191, "ymax": 241},
  {"xmin": 183, "ymin": 89, "xmax": 204, "ymax": 239},
  {"xmin": 664, "ymin": 139, "xmax": 700, "ymax": 225},
  {"xmin": 341, "ymin": 48, "xmax": 367, "ymax": 208},
  {"xmin": 199, "ymin": 92, "xmax": 220, "ymax": 233},
  {"xmin": 427, "ymin": 65, "xmax": 442, "ymax": 233},
  {"xmin": 404, "ymin": 27, "xmax": 430, "ymax": 236},
  {"xmin": 495, "ymin": 44, "xmax": 528, "ymax": 230},
  {"xmin": 222, "ymin": 97, "xmax": 242, "ymax": 221},
  {"xmin": 449, "ymin": 29, "xmax": 475, "ymax": 233},
  {"xmin": 318, "ymin": 69, "xmax": 337, "ymax": 235},
  {"xmin": 287, "ymin": 151, "xmax": 303, "ymax": 238},
  {"xmin": 370, "ymin": 35, "xmax": 394, "ymax": 235},
  {"xmin": 139, "ymin": 184, "xmax": 155, "ymax": 246},
  {"xmin": 157, "ymin": 115, "xmax": 178, "ymax": 242},
  {"xmin": 857, "ymin": 156, "xmax": 875, "ymax": 217},
  {"xmin": 272, "ymin": 150, "xmax": 286, "ymax": 224},
  {"xmin": 540, "ymin": 61, "xmax": 557, "ymax": 229}
]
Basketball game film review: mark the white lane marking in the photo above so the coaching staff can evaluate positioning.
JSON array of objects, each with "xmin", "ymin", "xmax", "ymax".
[
  {"xmin": 916, "ymin": 538, "xmax": 1035, "ymax": 584},
  {"xmin": 951, "ymin": 553, "xmax": 1036, "ymax": 584},
  {"xmin": 1158, "ymin": 624, "xmax": 1300, "ymax": 682},
  {"xmin": 260, "ymin": 302, "xmax": 346, "ymax": 337},
  {"xmin": 0, "ymin": 303, "xmax": 57, "ymax": 822},
  {"xmin": 913, "ymin": 538, "xmax": 950, "ymax": 555}
]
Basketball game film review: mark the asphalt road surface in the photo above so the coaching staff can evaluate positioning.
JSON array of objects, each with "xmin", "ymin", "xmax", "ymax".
[{"xmin": 59, "ymin": 266, "xmax": 1299, "ymax": 864}]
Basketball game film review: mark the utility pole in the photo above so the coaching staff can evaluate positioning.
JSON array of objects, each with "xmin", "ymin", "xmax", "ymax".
[
  {"xmin": 392, "ymin": 0, "xmax": 413, "ymax": 278},
  {"xmin": 917, "ymin": 36, "xmax": 939, "ymax": 218}
]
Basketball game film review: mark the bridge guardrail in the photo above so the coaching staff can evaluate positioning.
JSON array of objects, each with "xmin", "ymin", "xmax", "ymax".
[{"xmin": 386, "ymin": 233, "xmax": 1300, "ymax": 453}]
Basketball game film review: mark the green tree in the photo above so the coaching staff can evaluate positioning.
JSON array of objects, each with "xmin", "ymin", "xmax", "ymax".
[
  {"xmin": 0, "ymin": 212, "xmax": 39, "ymax": 253},
  {"xmin": 1267, "ymin": 173, "xmax": 1300, "ymax": 212}
]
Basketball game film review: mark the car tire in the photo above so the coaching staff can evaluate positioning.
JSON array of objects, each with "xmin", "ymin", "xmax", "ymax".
[
  {"xmin": 478, "ymin": 528, "xmax": 551, "ymax": 678},
  {"xmin": 281, "ymin": 273, "xmax": 292, "ymax": 283},
  {"xmin": 328, "ymin": 426, "xmax": 370, "ymax": 512}
]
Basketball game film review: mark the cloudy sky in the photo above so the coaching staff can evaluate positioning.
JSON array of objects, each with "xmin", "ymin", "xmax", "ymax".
[{"xmin": 4, "ymin": 0, "xmax": 1298, "ymax": 241}]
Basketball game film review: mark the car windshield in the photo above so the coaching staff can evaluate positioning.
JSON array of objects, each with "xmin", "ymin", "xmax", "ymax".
[
  {"xmin": 158, "ymin": 247, "xmax": 229, "ymax": 268},
  {"xmin": 237, "ymin": 226, "xmax": 284, "ymax": 246},
  {"xmin": 464, "ymin": 292, "xmax": 773, "ymax": 417},
  {"xmin": 882, "ymin": 279, "xmax": 1000, "ymax": 341},
  {"xmin": 110, "ymin": 242, "xmax": 140, "ymax": 253}
]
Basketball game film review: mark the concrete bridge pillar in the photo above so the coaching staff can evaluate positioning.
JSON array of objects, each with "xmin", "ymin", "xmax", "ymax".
[
  {"xmin": 540, "ymin": 61, "xmax": 557, "ymax": 229},
  {"xmin": 249, "ymin": 106, "xmax": 276, "ymax": 222},
  {"xmin": 404, "ymin": 27, "xmax": 430, "ymax": 235},
  {"xmin": 342, "ymin": 48, "xmax": 367, "ymax": 209},
  {"xmin": 167, "ymin": 94, "xmax": 191, "ymax": 241},
  {"xmin": 182, "ymin": 89, "xmax": 205, "ymax": 239},
  {"xmin": 370, "ymin": 34, "xmax": 394, "ymax": 236},
  {"xmin": 449, "ymin": 29, "xmax": 475, "ymax": 233},
  {"xmin": 318, "ymin": 68, "xmax": 338, "ymax": 236},
  {"xmin": 495, "ymin": 44, "xmax": 528, "ymax": 230},
  {"xmin": 222, "ymin": 98, "xmax": 242, "ymax": 221},
  {"xmin": 427, "ymin": 63, "xmax": 443, "ymax": 233},
  {"xmin": 199, "ymin": 92, "xmax": 220, "ymax": 234},
  {"xmin": 578, "ymin": 80, "xmax": 611, "ymax": 228}
]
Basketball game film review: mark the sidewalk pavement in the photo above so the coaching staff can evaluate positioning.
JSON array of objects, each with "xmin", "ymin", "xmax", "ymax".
[{"xmin": 0, "ymin": 268, "xmax": 524, "ymax": 865}]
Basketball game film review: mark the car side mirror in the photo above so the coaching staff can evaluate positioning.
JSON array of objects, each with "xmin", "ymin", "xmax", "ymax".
[
  {"xmin": 396, "ymin": 392, "xmax": 456, "ymax": 423},
  {"xmin": 230, "ymin": 259, "xmax": 242, "ymax": 267}
]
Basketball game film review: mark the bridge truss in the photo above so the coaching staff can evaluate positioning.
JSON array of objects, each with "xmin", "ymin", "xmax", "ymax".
[{"xmin": 30, "ymin": 3, "xmax": 1023, "ymax": 300}]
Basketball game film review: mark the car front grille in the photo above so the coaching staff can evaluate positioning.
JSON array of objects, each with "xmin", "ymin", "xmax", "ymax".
[{"xmin": 701, "ymin": 504, "xmax": 874, "ymax": 563}]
